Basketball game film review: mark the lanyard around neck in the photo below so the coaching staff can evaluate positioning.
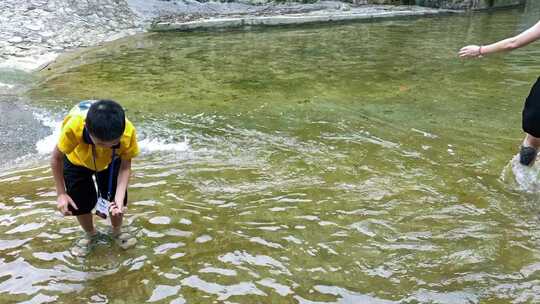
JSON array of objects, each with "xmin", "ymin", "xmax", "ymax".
[{"xmin": 92, "ymin": 145, "xmax": 117, "ymax": 201}]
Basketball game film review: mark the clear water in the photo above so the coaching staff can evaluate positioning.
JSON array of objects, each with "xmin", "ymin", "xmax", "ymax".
[{"xmin": 2, "ymin": 5, "xmax": 540, "ymax": 304}]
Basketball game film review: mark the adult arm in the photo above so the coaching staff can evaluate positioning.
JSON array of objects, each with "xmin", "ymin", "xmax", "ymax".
[
  {"xmin": 51, "ymin": 146, "xmax": 77, "ymax": 215},
  {"xmin": 459, "ymin": 21, "xmax": 540, "ymax": 58}
]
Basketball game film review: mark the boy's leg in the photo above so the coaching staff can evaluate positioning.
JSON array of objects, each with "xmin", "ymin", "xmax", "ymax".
[
  {"xmin": 110, "ymin": 212, "xmax": 136, "ymax": 249},
  {"xmin": 110, "ymin": 214, "xmax": 123, "ymax": 235},
  {"xmin": 63, "ymin": 157, "xmax": 100, "ymax": 256},
  {"xmin": 63, "ymin": 156, "xmax": 99, "ymax": 229},
  {"xmin": 76, "ymin": 213, "xmax": 97, "ymax": 236}
]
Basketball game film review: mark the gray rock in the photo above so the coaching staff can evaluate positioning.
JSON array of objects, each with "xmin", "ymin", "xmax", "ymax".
[{"xmin": 0, "ymin": 97, "xmax": 53, "ymax": 167}]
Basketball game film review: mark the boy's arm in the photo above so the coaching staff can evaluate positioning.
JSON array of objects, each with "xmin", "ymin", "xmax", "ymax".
[
  {"xmin": 459, "ymin": 21, "xmax": 540, "ymax": 58},
  {"xmin": 112, "ymin": 158, "xmax": 131, "ymax": 215},
  {"xmin": 51, "ymin": 146, "xmax": 77, "ymax": 215}
]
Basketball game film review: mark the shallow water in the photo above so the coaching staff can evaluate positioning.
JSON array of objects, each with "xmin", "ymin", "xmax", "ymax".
[{"xmin": 2, "ymin": 5, "xmax": 540, "ymax": 304}]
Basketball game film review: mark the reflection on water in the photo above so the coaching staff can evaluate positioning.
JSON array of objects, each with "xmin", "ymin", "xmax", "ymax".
[{"xmin": 2, "ymin": 6, "xmax": 540, "ymax": 304}]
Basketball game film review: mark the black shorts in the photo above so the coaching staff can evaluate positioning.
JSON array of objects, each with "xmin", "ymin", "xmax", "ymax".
[
  {"xmin": 63, "ymin": 156, "xmax": 128, "ymax": 216},
  {"xmin": 523, "ymin": 77, "xmax": 540, "ymax": 137}
]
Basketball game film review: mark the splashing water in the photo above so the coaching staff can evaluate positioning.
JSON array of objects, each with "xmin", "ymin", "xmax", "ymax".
[
  {"xmin": 34, "ymin": 111, "xmax": 62, "ymax": 155},
  {"xmin": 501, "ymin": 153, "xmax": 540, "ymax": 193},
  {"xmin": 33, "ymin": 111, "xmax": 191, "ymax": 156}
]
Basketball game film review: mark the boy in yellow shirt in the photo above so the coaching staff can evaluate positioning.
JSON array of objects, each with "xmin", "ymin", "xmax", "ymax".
[{"xmin": 51, "ymin": 100, "xmax": 139, "ymax": 256}]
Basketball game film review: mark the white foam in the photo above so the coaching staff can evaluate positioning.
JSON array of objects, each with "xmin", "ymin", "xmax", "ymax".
[
  {"xmin": 32, "ymin": 109, "xmax": 191, "ymax": 156},
  {"xmin": 501, "ymin": 154, "xmax": 540, "ymax": 193},
  {"xmin": 34, "ymin": 112, "xmax": 62, "ymax": 155},
  {"xmin": 139, "ymin": 137, "xmax": 190, "ymax": 152},
  {"xmin": 0, "ymin": 82, "xmax": 15, "ymax": 90}
]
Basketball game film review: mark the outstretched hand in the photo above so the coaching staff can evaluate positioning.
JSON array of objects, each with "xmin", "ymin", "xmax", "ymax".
[
  {"xmin": 459, "ymin": 45, "xmax": 482, "ymax": 58},
  {"xmin": 57, "ymin": 193, "xmax": 77, "ymax": 216}
]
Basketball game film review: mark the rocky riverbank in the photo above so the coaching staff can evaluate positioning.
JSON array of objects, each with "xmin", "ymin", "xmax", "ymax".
[
  {"xmin": 0, "ymin": 0, "xmax": 141, "ymax": 72},
  {"xmin": 0, "ymin": 0, "xmax": 525, "ymax": 74}
]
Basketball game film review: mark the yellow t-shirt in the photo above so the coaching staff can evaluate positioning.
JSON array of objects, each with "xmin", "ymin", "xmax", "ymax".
[{"xmin": 57, "ymin": 101, "xmax": 139, "ymax": 171}]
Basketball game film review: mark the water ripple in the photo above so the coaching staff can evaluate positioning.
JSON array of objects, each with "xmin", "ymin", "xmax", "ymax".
[{"xmin": 181, "ymin": 275, "xmax": 267, "ymax": 301}]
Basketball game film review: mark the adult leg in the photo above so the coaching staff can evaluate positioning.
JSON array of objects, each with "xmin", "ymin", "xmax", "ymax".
[
  {"xmin": 520, "ymin": 133, "xmax": 540, "ymax": 166},
  {"xmin": 521, "ymin": 77, "xmax": 540, "ymax": 165},
  {"xmin": 523, "ymin": 133, "xmax": 540, "ymax": 148}
]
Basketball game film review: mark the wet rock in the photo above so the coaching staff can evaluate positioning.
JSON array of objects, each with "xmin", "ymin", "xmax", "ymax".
[{"xmin": 0, "ymin": 97, "xmax": 51, "ymax": 167}]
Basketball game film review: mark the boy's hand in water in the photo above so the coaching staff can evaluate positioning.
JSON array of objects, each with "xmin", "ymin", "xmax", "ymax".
[
  {"xmin": 109, "ymin": 201, "xmax": 125, "ymax": 216},
  {"xmin": 459, "ymin": 45, "xmax": 482, "ymax": 58},
  {"xmin": 57, "ymin": 193, "xmax": 77, "ymax": 216}
]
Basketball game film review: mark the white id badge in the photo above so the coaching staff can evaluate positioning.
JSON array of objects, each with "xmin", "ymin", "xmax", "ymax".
[{"xmin": 95, "ymin": 197, "xmax": 110, "ymax": 219}]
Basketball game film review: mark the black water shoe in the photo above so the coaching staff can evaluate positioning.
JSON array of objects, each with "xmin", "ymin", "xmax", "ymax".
[{"xmin": 519, "ymin": 145, "xmax": 537, "ymax": 166}]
